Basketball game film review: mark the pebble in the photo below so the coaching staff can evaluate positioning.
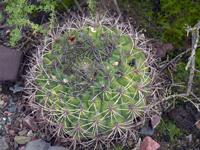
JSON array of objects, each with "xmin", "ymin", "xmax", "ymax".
[
  {"xmin": 9, "ymin": 87, "xmax": 14, "ymax": 91},
  {"xmin": 14, "ymin": 136, "xmax": 31, "ymax": 145},
  {"xmin": 15, "ymin": 122, "xmax": 20, "ymax": 128},
  {"xmin": 0, "ymin": 138, "xmax": 10, "ymax": 150},
  {"xmin": 22, "ymin": 116, "xmax": 38, "ymax": 131},
  {"xmin": 164, "ymin": 135, "xmax": 170, "ymax": 142},
  {"xmin": 18, "ymin": 130, "xmax": 28, "ymax": 136},
  {"xmin": 7, "ymin": 105, "xmax": 17, "ymax": 113},
  {"xmin": 9, "ymin": 130, "xmax": 15, "ymax": 135},
  {"xmin": 27, "ymin": 130, "xmax": 33, "ymax": 137}
]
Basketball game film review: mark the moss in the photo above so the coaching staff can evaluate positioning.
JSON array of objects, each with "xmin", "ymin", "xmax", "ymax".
[
  {"xmin": 55, "ymin": 0, "xmax": 76, "ymax": 11},
  {"xmin": 155, "ymin": 119, "xmax": 186, "ymax": 141}
]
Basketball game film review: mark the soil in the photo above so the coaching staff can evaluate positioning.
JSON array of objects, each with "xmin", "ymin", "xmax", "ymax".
[{"xmin": 0, "ymin": 0, "xmax": 199, "ymax": 150}]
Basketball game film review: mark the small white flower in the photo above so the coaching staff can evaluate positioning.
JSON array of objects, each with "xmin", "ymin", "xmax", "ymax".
[
  {"xmin": 112, "ymin": 62, "xmax": 118, "ymax": 66},
  {"xmin": 90, "ymin": 27, "xmax": 97, "ymax": 33},
  {"xmin": 63, "ymin": 78, "xmax": 68, "ymax": 83}
]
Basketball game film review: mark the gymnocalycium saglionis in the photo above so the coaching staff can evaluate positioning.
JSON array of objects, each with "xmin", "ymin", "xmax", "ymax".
[{"xmin": 26, "ymin": 14, "xmax": 160, "ymax": 149}]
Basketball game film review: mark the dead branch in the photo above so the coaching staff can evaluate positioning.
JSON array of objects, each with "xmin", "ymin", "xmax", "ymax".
[
  {"xmin": 74, "ymin": 0, "xmax": 84, "ymax": 15},
  {"xmin": 113, "ymin": 0, "xmax": 122, "ymax": 22},
  {"xmin": 101, "ymin": 0, "xmax": 111, "ymax": 16},
  {"xmin": 58, "ymin": 0, "xmax": 72, "ymax": 15},
  {"xmin": 184, "ymin": 21, "xmax": 200, "ymax": 95}
]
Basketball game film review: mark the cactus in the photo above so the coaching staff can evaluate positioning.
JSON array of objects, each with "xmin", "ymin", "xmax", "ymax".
[{"xmin": 27, "ymin": 14, "xmax": 156, "ymax": 148}]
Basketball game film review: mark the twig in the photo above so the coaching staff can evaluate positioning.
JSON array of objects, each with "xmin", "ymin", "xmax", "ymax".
[
  {"xmin": 74, "ymin": 0, "xmax": 83, "ymax": 15},
  {"xmin": 0, "ymin": 1, "xmax": 6, "ymax": 5},
  {"xmin": 185, "ymin": 21, "xmax": 200, "ymax": 95},
  {"xmin": 101, "ymin": 0, "xmax": 111, "ymax": 16},
  {"xmin": 58, "ymin": 0, "xmax": 71, "ymax": 15},
  {"xmin": 113, "ymin": 0, "xmax": 122, "ymax": 22},
  {"xmin": 144, "ymin": 93, "xmax": 188, "ymax": 114},
  {"xmin": 159, "ymin": 47, "xmax": 193, "ymax": 73}
]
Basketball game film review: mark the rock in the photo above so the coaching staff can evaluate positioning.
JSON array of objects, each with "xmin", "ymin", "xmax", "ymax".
[
  {"xmin": 7, "ymin": 105, "xmax": 17, "ymax": 113},
  {"xmin": 19, "ymin": 146, "xmax": 26, "ymax": 150},
  {"xmin": 22, "ymin": 116, "xmax": 38, "ymax": 131},
  {"xmin": 18, "ymin": 130, "xmax": 28, "ymax": 136},
  {"xmin": 154, "ymin": 42, "xmax": 173, "ymax": 58},
  {"xmin": 13, "ymin": 84, "xmax": 24, "ymax": 93},
  {"xmin": 151, "ymin": 115, "xmax": 161, "ymax": 129},
  {"xmin": 140, "ymin": 136, "xmax": 160, "ymax": 150},
  {"xmin": 163, "ymin": 135, "xmax": 170, "ymax": 142},
  {"xmin": 4, "ymin": 111, "xmax": 13, "ymax": 116},
  {"xmin": 140, "ymin": 126, "xmax": 154, "ymax": 136},
  {"xmin": 48, "ymin": 146, "xmax": 69, "ymax": 150},
  {"xmin": 195, "ymin": 119, "xmax": 200, "ymax": 130},
  {"xmin": 186, "ymin": 134, "xmax": 192, "ymax": 143},
  {"xmin": 25, "ymin": 140, "xmax": 50, "ymax": 150},
  {"xmin": 0, "ymin": 45, "xmax": 23, "ymax": 81},
  {"xmin": 0, "ymin": 138, "xmax": 10, "ymax": 150},
  {"xmin": 14, "ymin": 136, "xmax": 31, "ymax": 145},
  {"xmin": 9, "ymin": 130, "xmax": 15, "ymax": 134}
]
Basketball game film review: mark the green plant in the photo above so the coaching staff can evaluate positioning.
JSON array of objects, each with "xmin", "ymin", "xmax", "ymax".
[
  {"xmin": 4, "ymin": 0, "xmax": 64, "ymax": 47},
  {"xmin": 148, "ymin": 0, "xmax": 200, "ymax": 46},
  {"xmin": 26, "ymin": 14, "xmax": 157, "ymax": 148},
  {"xmin": 87, "ymin": 0, "xmax": 96, "ymax": 10}
]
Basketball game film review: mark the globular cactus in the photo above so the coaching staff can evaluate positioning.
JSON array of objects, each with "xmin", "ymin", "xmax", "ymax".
[{"xmin": 27, "ymin": 14, "xmax": 155, "ymax": 148}]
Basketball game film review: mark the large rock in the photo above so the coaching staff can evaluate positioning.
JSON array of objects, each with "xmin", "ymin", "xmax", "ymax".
[
  {"xmin": 25, "ymin": 140, "xmax": 50, "ymax": 150},
  {"xmin": 0, "ymin": 45, "xmax": 23, "ymax": 81},
  {"xmin": 140, "ymin": 136, "xmax": 160, "ymax": 150},
  {"xmin": 0, "ymin": 138, "xmax": 10, "ymax": 150},
  {"xmin": 48, "ymin": 146, "xmax": 69, "ymax": 150}
]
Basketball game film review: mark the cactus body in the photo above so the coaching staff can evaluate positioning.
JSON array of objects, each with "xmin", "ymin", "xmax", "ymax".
[{"xmin": 28, "ymin": 15, "xmax": 155, "ymax": 147}]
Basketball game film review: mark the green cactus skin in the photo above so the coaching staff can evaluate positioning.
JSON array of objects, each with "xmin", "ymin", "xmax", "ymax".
[{"xmin": 29, "ymin": 15, "xmax": 153, "ymax": 146}]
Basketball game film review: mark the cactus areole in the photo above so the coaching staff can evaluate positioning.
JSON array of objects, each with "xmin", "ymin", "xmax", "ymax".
[{"xmin": 28, "ymin": 15, "xmax": 154, "ymax": 147}]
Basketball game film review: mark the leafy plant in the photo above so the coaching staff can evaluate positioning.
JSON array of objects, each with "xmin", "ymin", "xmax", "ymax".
[
  {"xmin": 87, "ymin": 0, "xmax": 96, "ymax": 10},
  {"xmin": 26, "ymin": 14, "xmax": 158, "ymax": 148},
  {"xmin": 4, "ymin": 0, "xmax": 60, "ymax": 47}
]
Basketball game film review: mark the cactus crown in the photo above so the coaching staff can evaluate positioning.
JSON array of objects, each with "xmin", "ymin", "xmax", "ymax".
[{"xmin": 28, "ymin": 14, "xmax": 154, "ymax": 148}]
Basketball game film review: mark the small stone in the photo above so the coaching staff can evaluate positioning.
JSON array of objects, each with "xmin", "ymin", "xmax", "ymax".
[
  {"xmin": 140, "ymin": 126, "xmax": 154, "ymax": 136},
  {"xmin": 18, "ymin": 130, "xmax": 27, "ymax": 136},
  {"xmin": 15, "ymin": 122, "xmax": 20, "ymax": 128},
  {"xmin": 140, "ymin": 136, "xmax": 160, "ymax": 150},
  {"xmin": 0, "ymin": 100, "xmax": 4, "ymax": 106},
  {"xmin": 4, "ymin": 111, "xmax": 13, "ymax": 116},
  {"xmin": 14, "ymin": 142, "xmax": 19, "ymax": 149},
  {"xmin": 22, "ymin": 116, "xmax": 38, "ymax": 131},
  {"xmin": 25, "ymin": 140, "xmax": 50, "ymax": 150},
  {"xmin": 9, "ymin": 87, "xmax": 14, "ymax": 91},
  {"xmin": 19, "ymin": 146, "xmax": 26, "ymax": 150},
  {"xmin": 9, "ymin": 130, "xmax": 15, "ymax": 135},
  {"xmin": 27, "ymin": 130, "xmax": 33, "ymax": 137},
  {"xmin": 151, "ymin": 115, "xmax": 161, "ymax": 129},
  {"xmin": 48, "ymin": 146, "xmax": 70, "ymax": 150},
  {"xmin": 0, "ymin": 138, "xmax": 10, "ymax": 150},
  {"xmin": 14, "ymin": 136, "xmax": 31, "ymax": 145},
  {"xmin": 164, "ymin": 135, "xmax": 170, "ymax": 142},
  {"xmin": 8, "ymin": 105, "xmax": 17, "ymax": 113}
]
